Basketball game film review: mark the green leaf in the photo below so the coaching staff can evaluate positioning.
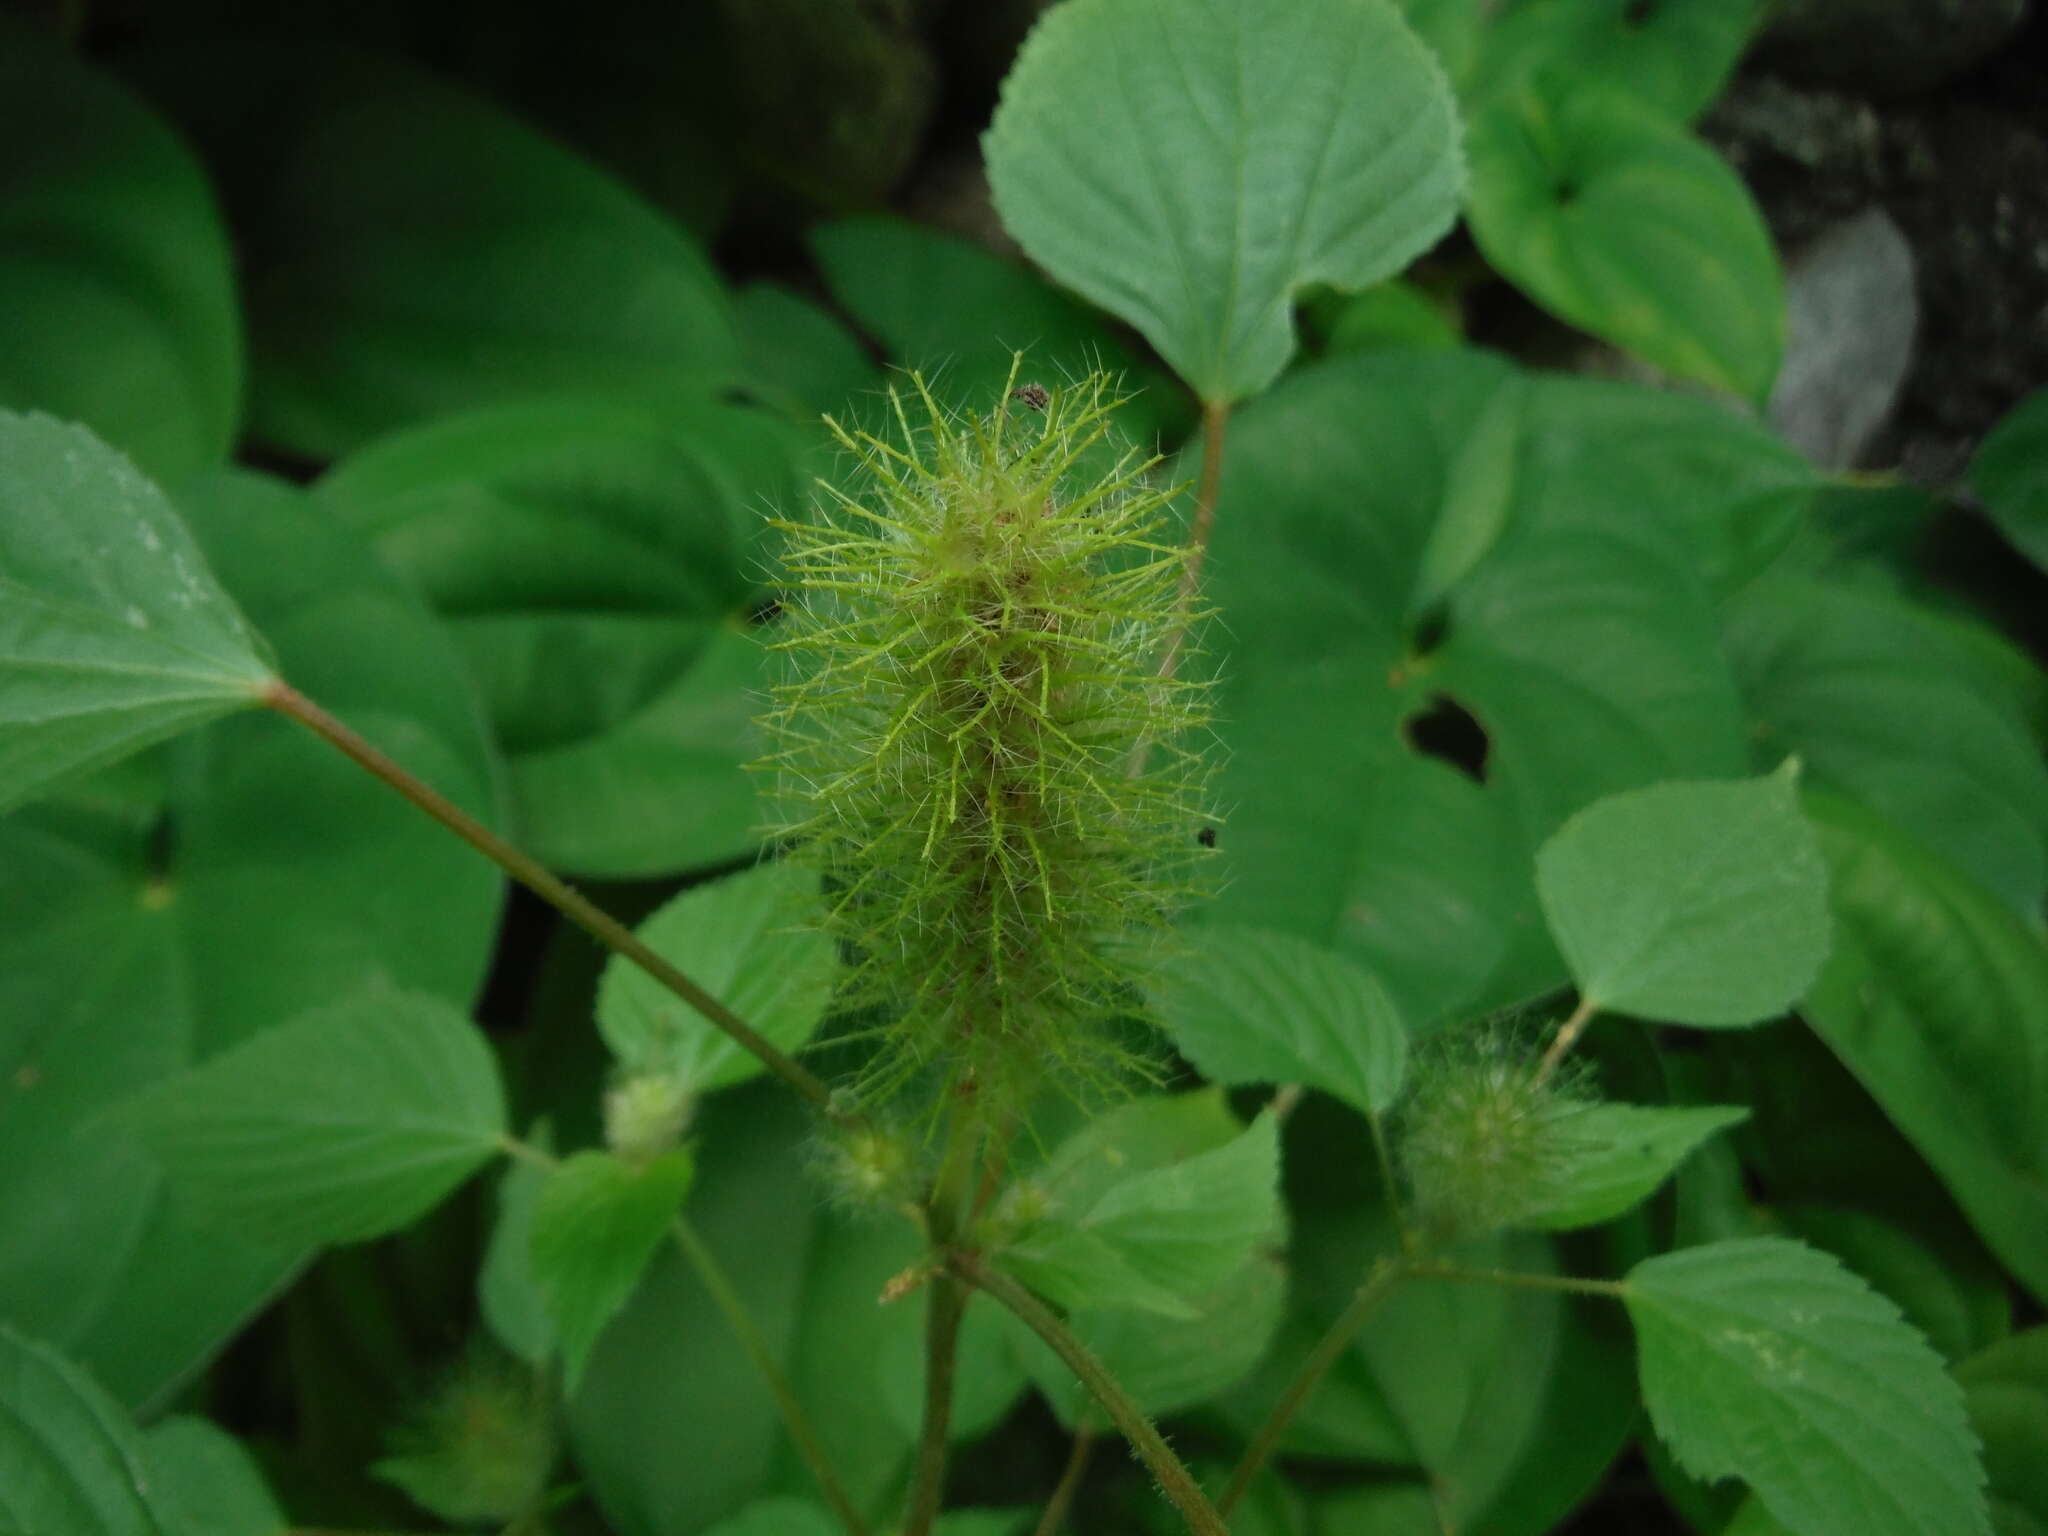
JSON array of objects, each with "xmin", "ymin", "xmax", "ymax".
[
  {"xmin": 1147, "ymin": 925, "xmax": 1407, "ymax": 1116},
  {"xmin": 1197, "ymin": 350, "xmax": 1766, "ymax": 1027},
  {"xmin": 985, "ymin": 0, "xmax": 1463, "ymax": 404},
  {"xmin": 0, "ymin": 413, "xmax": 272, "ymax": 814},
  {"xmin": 809, "ymin": 216, "xmax": 1190, "ymax": 444},
  {"xmin": 129, "ymin": 44, "xmax": 738, "ymax": 459},
  {"xmin": 596, "ymin": 861, "xmax": 836, "ymax": 1093},
  {"xmin": 138, "ymin": 1418, "xmax": 283, "ymax": 1536},
  {"xmin": 1727, "ymin": 573, "xmax": 2048, "ymax": 914},
  {"xmin": 1468, "ymin": 0, "xmax": 1759, "ymax": 123},
  {"xmin": 480, "ymin": 1145, "xmax": 554, "ymax": 1366},
  {"xmin": 703, "ymin": 1499, "xmax": 840, "ymax": 1536},
  {"xmin": 1781, "ymin": 1205, "xmax": 2012, "ymax": 1365},
  {"xmin": 1467, "ymin": 82, "xmax": 1783, "ymax": 401},
  {"xmin": 530, "ymin": 1150, "xmax": 694, "ymax": 1389},
  {"xmin": 1012, "ymin": 1252, "xmax": 1288, "ymax": 1425},
  {"xmin": 567, "ymin": 1086, "xmax": 922, "ymax": 1527},
  {"xmin": 318, "ymin": 395, "xmax": 800, "ymax": 876},
  {"xmin": 1801, "ymin": 792, "xmax": 2048, "ymax": 1304},
  {"xmin": 1626, "ymin": 1237, "xmax": 1989, "ymax": 1536},
  {"xmin": 997, "ymin": 1106, "xmax": 1280, "ymax": 1317},
  {"xmin": 0, "ymin": 469, "xmax": 503, "ymax": 1407},
  {"xmin": 129, "ymin": 988, "xmax": 505, "ymax": 1248},
  {"xmin": 0, "ymin": 1327, "xmax": 163, "ymax": 1536},
  {"xmin": 1973, "ymin": 386, "xmax": 2048, "ymax": 575},
  {"xmin": 734, "ymin": 280, "xmax": 880, "ymax": 419},
  {"xmin": 0, "ymin": 20, "xmax": 240, "ymax": 483},
  {"xmin": 1534, "ymin": 770, "xmax": 1831, "ymax": 1025},
  {"xmin": 1521, "ymin": 1102, "xmax": 1748, "ymax": 1230},
  {"xmin": 1956, "ymin": 1328, "xmax": 2048, "ymax": 1536}
]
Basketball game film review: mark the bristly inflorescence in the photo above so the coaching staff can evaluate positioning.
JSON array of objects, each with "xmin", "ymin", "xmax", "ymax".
[{"xmin": 758, "ymin": 363, "xmax": 1212, "ymax": 1124}]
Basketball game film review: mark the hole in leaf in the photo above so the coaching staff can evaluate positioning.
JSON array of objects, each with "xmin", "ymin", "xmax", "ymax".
[{"xmin": 1401, "ymin": 693, "xmax": 1489, "ymax": 783}]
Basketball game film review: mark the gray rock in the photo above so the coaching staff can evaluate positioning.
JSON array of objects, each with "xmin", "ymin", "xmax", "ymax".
[
  {"xmin": 1757, "ymin": 0, "xmax": 2030, "ymax": 99},
  {"xmin": 1769, "ymin": 209, "xmax": 1919, "ymax": 469}
]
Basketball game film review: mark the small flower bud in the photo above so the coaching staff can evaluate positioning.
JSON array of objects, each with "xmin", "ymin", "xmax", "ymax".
[{"xmin": 603, "ymin": 1073, "xmax": 695, "ymax": 1165}]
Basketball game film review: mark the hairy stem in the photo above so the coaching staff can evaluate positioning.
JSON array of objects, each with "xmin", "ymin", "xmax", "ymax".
[
  {"xmin": 267, "ymin": 681, "xmax": 842, "ymax": 1119},
  {"xmin": 1535, "ymin": 995, "xmax": 1600, "ymax": 1086},
  {"xmin": 952, "ymin": 1252, "xmax": 1229, "ymax": 1536},
  {"xmin": 1033, "ymin": 1427, "xmax": 1098, "ymax": 1536},
  {"xmin": 672, "ymin": 1216, "xmax": 874, "ymax": 1536},
  {"xmin": 1219, "ymin": 1255, "xmax": 1407, "ymax": 1516},
  {"xmin": 1410, "ymin": 1260, "xmax": 1628, "ymax": 1300},
  {"xmin": 903, "ymin": 1113, "xmax": 984, "ymax": 1536}
]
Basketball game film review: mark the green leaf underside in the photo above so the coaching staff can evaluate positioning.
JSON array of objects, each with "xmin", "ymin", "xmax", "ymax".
[
  {"xmin": 1535, "ymin": 770, "xmax": 1831, "ymax": 1026},
  {"xmin": 1801, "ymin": 792, "xmax": 2048, "ymax": 1304},
  {"xmin": 128, "ymin": 988, "xmax": 506, "ymax": 1249},
  {"xmin": 529, "ymin": 1149, "xmax": 695, "ymax": 1389},
  {"xmin": 997, "ymin": 1103, "xmax": 1280, "ymax": 1317},
  {"xmin": 595, "ymin": 860, "xmax": 836, "ymax": 1094},
  {"xmin": 1522, "ymin": 1102, "xmax": 1749, "ymax": 1230},
  {"xmin": 0, "ymin": 1327, "xmax": 164, "ymax": 1536},
  {"xmin": 985, "ymin": 0, "xmax": 1463, "ymax": 403},
  {"xmin": 1148, "ymin": 924, "xmax": 1407, "ymax": 1116},
  {"xmin": 1467, "ymin": 82, "xmax": 1783, "ymax": 401},
  {"xmin": 1627, "ymin": 1237, "xmax": 1989, "ymax": 1536},
  {"xmin": 0, "ymin": 413, "xmax": 271, "ymax": 816},
  {"xmin": 0, "ymin": 20, "xmax": 241, "ymax": 484}
]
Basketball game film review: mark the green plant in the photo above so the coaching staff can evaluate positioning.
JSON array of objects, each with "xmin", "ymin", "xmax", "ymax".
[{"xmin": 3, "ymin": 2, "xmax": 2046, "ymax": 1536}]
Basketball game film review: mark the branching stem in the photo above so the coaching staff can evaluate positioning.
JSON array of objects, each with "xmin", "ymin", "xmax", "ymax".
[
  {"xmin": 266, "ymin": 681, "xmax": 844, "ymax": 1120},
  {"xmin": 1219, "ymin": 1254, "xmax": 1407, "ymax": 1516},
  {"xmin": 952, "ymin": 1252, "xmax": 1229, "ymax": 1536},
  {"xmin": 1410, "ymin": 1260, "xmax": 1627, "ymax": 1300},
  {"xmin": 903, "ymin": 1112, "xmax": 984, "ymax": 1536}
]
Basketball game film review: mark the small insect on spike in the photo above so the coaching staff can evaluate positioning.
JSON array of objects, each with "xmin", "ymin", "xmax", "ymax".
[{"xmin": 758, "ymin": 365, "xmax": 1217, "ymax": 1129}]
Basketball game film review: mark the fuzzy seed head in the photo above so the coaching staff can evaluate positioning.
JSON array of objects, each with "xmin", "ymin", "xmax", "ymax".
[
  {"xmin": 759, "ymin": 365, "xmax": 1212, "ymax": 1123},
  {"xmin": 1398, "ymin": 1028, "xmax": 1590, "ymax": 1242}
]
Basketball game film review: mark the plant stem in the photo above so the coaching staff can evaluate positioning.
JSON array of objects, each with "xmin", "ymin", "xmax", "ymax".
[
  {"xmin": 1534, "ymin": 995, "xmax": 1599, "ymax": 1086},
  {"xmin": 266, "ymin": 681, "xmax": 843, "ymax": 1120},
  {"xmin": 1410, "ymin": 1260, "xmax": 1627, "ymax": 1300},
  {"xmin": 952, "ymin": 1252, "xmax": 1229, "ymax": 1536},
  {"xmin": 1218, "ymin": 1254, "xmax": 1407, "ymax": 1517},
  {"xmin": 902, "ymin": 1111, "xmax": 984, "ymax": 1536},
  {"xmin": 1032, "ymin": 1427, "xmax": 1099, "ymax": 1536},
  {"xmin": 672, "ymin": 1216, "xmax": 874, "ymax": 1536},
  {"xmin": 1154, "ymin": 399, "xmax": 1231, "ymax": 689}
]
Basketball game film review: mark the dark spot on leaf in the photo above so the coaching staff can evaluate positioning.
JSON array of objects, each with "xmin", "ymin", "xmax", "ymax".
[
  {"xmin": 1196, "ymin": 825, "xmax": 1217, "ymax": 848},
  {"xmin": 1409, "ymin": 601, "xmax": 1452, "ymax": 659},
  {"xmin": 1402, "ymin": 693, "xmax": 1489, "ymax": 783}
]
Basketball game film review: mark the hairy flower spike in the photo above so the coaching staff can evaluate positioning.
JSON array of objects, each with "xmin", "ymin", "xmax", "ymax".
[{"xmin": 760, "ymin": 365, "xmax": 1211, "ymax": 1122}]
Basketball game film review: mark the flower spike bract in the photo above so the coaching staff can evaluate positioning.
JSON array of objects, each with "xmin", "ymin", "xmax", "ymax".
[{"xmin": 759, "ymin": 365, "xmax": 1212, "ymax": 1124}]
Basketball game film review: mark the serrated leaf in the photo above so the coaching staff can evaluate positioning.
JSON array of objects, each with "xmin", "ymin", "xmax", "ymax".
[
  {"xmin": 0, "ymin": 469, "xmax": 503, "ymax": 1407},
  {"xmin": 1972, "ymin": 386, "xmax": 2048, "ymax": 575},
  {"xmin": 1521, "ymin": 1103, "xmax": 1748, "ymax": 1230},
  {"xmin": 997, "ymin": 1109, "xmax": 1280, "ymax": 1317},
  {"xmin": 1626, "ymin": 1237, "xmax": 1989, "ymax": 1536},
  {"xmin": 530, "ymin": 1150, "xmax": 694, "ymax": 1390},
  {"xmin": 129, "ymin": 988, "xmax": 506, "ymax": 1249},
  {"xmin": 1801, "ymin": 792, "xmax": 2048, "ymax": 1305},
  {"xmin": 1467, "ymin": 82, "xmax": 1783, "ymax": 401},
  {"xmin": 0, "ymin": 1327, "xmax": 164, "ymax": 1536},
  {"xmin": 985, "ymin": 0, "xmax": 1463, "ymax": 403},
  {"xmin": 0, "ymin": 20, "xmax": 241, "ymax": 483},
  {"xmin": 1535, "ymin": 770, "xmax": 1831, "ymax": 1026},
  {"xmin": 596, "ymin": 861, "xmax": 836, "ymax": 1094},
  {"xmin": 0, "ymin": 413, "xmax": 272, "ymax": 814},
  {"xmin": 1147, "ymin": 925, "xmax": 1407, "ymax": 1116},
  {"xmin": 139, "ymin": 1418, "xmax": 283, "ymax": 1536}
]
